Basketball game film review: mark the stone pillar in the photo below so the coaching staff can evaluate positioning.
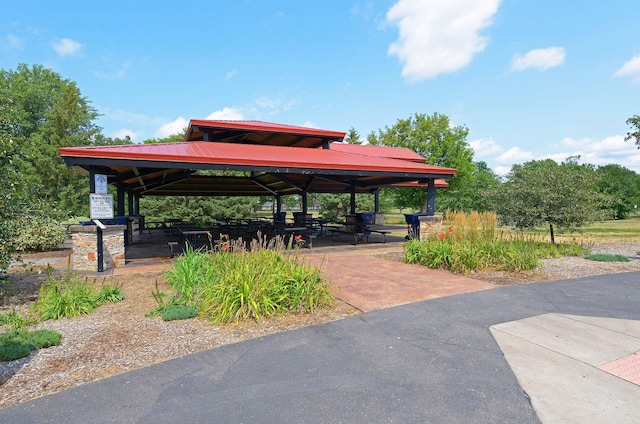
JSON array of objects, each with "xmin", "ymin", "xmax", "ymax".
[{"xmin": 68, "ymin": 225, "xmax": 126, "ymax": 271}]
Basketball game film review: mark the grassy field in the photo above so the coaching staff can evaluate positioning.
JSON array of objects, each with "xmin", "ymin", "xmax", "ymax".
[{"xmin": 384, "ymin": 212, "xmax": 640, "ymax": 243}]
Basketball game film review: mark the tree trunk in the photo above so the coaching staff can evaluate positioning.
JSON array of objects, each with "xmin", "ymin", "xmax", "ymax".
[{"xmin": 549, "ymin": 223, "xmax": 555, "ymax": 244}]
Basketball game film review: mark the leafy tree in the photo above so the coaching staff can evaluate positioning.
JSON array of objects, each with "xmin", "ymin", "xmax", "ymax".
[
  {"xmin": 0, "ymin": 64, "xmax": 101, "ymax": 217},
  {"xmin": 438, "ymin": 161, "xmax": 502, "ymax": 212},
  {"xmin": 486, "ymin": 158, "xmax": 610, "ymax": 243},
  {"xmin": 595, "ymin": 164, "xmax": 640, "ymax": 219},
  {"xmin": 625, "ymin": 115, "xmax": 640, "ymax": 146},
  {"xmin": 343, "ymin": 127, "xmax": 362, "ymax": 144},
  {"xmin": 367, "ymin": 112, "xmax": 475, "ymax": 212},
  {"xmin": 316, "ymin": 193, "xmax": 378, "ymax": 221}
]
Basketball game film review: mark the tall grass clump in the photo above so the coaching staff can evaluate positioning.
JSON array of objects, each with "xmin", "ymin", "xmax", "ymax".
[
  {"xmin": 404, "ymin": 210, "xmax": 588, "ymax": 274},
  {"xmin": 162, "ymin": 234, "xmax": 333, "ymax": 323},
  {"xmin": 33, "ymin": 270, "xmax": 125, "ymax": 320}
]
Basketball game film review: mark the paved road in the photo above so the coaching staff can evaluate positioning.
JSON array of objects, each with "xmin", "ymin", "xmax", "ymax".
[{"xmin": 1, "ymin": 272, "xmax": 639, "ymax": 423}]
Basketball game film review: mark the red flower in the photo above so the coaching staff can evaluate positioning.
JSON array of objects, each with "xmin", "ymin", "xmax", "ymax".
[
  {"xmin": 295, "ymin": 234, "xmax": 303, "ymax": 242},
  {"xmin": 439, "ymin": 233, "xmax": 446, "ymax": 240},
  {"xmin": 448, "ymin": 226, "xmax": 454, "ymax": 233},
  {"xmin": 221, "ymin": 244, "xmax": 229, "ymax": 252}
]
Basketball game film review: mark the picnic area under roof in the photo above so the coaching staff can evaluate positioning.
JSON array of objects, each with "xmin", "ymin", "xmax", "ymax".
[{"xmin": 59, "ymin": 119, "xmax": 456, "ymax": 198}]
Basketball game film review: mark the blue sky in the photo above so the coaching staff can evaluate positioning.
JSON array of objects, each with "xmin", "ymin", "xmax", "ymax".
[{"xmin": 2, "ymin": 0, "xmax": 639, "ymax": 175}]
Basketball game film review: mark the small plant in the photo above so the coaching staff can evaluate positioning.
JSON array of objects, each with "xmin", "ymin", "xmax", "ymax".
[
  {"xmin": 0, "ymin": 328, "xmax": 62, "ymax": 361},
  {"xmin": 584, "ymin": 253, "xmax": 629, "ymax": 262},
  {"xmin": 95, "ymin": 282, "xmax": 125, "ymax": 304},
  {"xmin": 33, "ymin": 270, "xmax": 125, "ymax": 320},
  {"xmin": 161, "ymin": 305, "xmax": 199, "ymax": 321},
  {"xmin": 0, "ymin": 309, "xmax": 34, "ymax": 330}
]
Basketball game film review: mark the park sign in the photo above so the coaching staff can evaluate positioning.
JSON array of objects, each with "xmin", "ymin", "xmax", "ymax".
[
  {"xmin": 94, "ymin": 173, "xmax": 108, "ymax": 194},
  {"xmin": 90, "ymin": 194, "xmax": 114, "ymax": 219}
]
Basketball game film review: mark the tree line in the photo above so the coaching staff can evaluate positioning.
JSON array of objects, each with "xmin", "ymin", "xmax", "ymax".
[{"xmin": 2, "ymin": 63, "xmax": 640, "ymax": 270}]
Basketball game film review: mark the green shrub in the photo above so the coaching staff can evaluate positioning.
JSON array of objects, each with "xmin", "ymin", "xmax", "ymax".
[
  {"xmin": 0, "ymin": 328, "xmax": 62, "ymax": 361},
  {"xmin": 0, "ymin": 309, "xmax": 34, "ymax": 330},
  {"xmin": 9, "ymin": 216, "xmax": 67, "ymax": 252},
  {"xmin": 584, "ymin": 253, "xmax": 629, "ymax": 262},
  {"xmin": 403, "ymin": 234, "xmax": 588, "ymax": 274},
  {"xmin": 161, "ymin": 305, "xmax": 199, "ymax": 321},
  {"xmin": 0, "ymin": 338, "xmax": 32, "ymax": 361},
  {"xmin": 95, "ymin": 283, "xmax": 125, "ymax": 304},
  {"xmin": 161, "ymin": 236, "xmax": 333, "ymax": 323},
  {"xmin": 34, "ymin": 277, "xmax": 97, "ymax": 320}
]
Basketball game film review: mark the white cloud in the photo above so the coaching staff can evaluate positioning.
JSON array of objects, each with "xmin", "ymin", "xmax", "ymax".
[
  {"xmin": 614, "ymin": 55, "xmax": 640, "ymax": 83},
  {"xmin": 111, "ymin": 128, "xmax": 143, "ymax": 142},
  {"xmin": 155, "ymin": 117, "xmax": 188, "ymax": 139},
  {"xmin": 51, "ymin": 38, "xmax": 82, "ymax": 56},
  {"xmin": 206, "ymin": 107, "xmax": 244, "ymax": 120},
  {"xmin": 386, "ymin": 0, "xmax": 501, "ymax": 81},
  {"xmin": 300, "ymin": 121, "xmax": 317, "ymax": 128},
  {"xmin": 475, "ymin": 132, "xmax": 640, "ymax": 176},
  {"xmin": 0, "ymin": 34, "xmax": 23, "ymax": 50},
  {"xmin": 495, "ymin": 147, "xmax": 535, "ymax": 164},
  {"xmin": 510, "ymin": 47, "xmax": 566, "ymax": 72},
  {"xmin": 225, "ymin": 70, "xmax": 237, "ymax": 80},
  {"xmin": 469, "ymin": 137, "xmax": 504, "ymax": 157},
  {"xmin": 95, "ymin": 62, "xmax": 130, "ymax": 80}
]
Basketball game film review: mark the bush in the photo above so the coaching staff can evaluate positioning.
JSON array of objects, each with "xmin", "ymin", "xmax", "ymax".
[
  {"xmin": 10, "ymin": 216, "xmax": 67, "ymax": 252},
  {"xmin": 0, "ymin": 328, "xmax": 62, "ymax": 361},
  {"xmin": 161, "ymin": 236, "xmax": 333, "ymax": 323},
  {"xmin": 584, "ymin": 253, "xmax": 629, "ymax": 262},
  {"xmin": 404, "ymin": 210, "xmax": 588, "ymax": 274},
  {"xmin": 95, "ymin": 283, "xmax": 125, "ymax": 303},
  {"xmin": 161, "ymin": 305, "xmax": 199, "ymax": 321},
  {"xmin": 0, "ymin": 309, "xmax": 34, "ymax": 330},
  {"xmin": 33, "ymin": 272, "xmax": 125, "ymax": 320}
]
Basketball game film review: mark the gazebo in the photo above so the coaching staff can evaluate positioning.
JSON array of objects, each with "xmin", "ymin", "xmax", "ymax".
[{"xmin": 59, "ymin": 119, "xmax": 456, "ymax": 217}]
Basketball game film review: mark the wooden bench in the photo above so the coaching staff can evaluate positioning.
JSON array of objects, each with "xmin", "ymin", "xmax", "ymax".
[
  {"xmin": 364, "ymin": 229, "xmax": 390, "ymax": 243},
  {"xmin": 328, "ymin": 228, "xmax": 362, "ymax": 244}
]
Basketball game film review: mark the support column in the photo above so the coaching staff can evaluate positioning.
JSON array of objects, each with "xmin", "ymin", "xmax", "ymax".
[
  {"xmin": 127, "ymin": 190, "xmax": 134, "ymax": 216},
  {"xmin": 426, "ymin": 179, "xmax": 436, "ymax": 216},
  {"xmin": 350, "ymin": 188, "xmax": 356, "ymax": 215},
  {"xmin": 276, "ymin": 195, "xmax": 282, "ymax": 213},
  {"xmin": 117, "ymin": 184, "xmax": 125, "ymax": 216},
  {"xmin": 374, "ymin": 190, "xmax": 380, "ymax": 213},
  {"xmin": 301, "ymin": 191, "xmax": 308, "ymax": 214}
]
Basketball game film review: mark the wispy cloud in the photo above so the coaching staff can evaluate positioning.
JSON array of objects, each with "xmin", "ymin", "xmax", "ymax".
[
  {"xmin": 0, "ymin": 34, "xmax": 24, "ymax": 51},
  {"xmin": 386, "ymin": 0, "xmax": 501, "ymax": 81},
  {"xmin": 51, "ymin": 38, "xmax": 82, "ymax": 56},
  {"xmin": 155, "ymin": 117, "xmax": 188, "ymax": 139},
  {"xmin": 206, "ymin": 107, "xmax": 244, "ymax": 120},
  {"xmin": 614, "ymin": 54, "xmax": 640, "ymax": 83},
  {"xmin": 225, "ymin": 70, "xmax": 238, "ymax": 80},
  {"xmin": 95, "ymin": 62, "xmax": 130, "ymax": 80},
  {"xmin": 111, "ymin": 128, "xmax": 143, "ymax": 142},
  {"xmin": 510, "ymin": 47, "xmax": 566, "ymax": 72},
  {"xmin": 472, "ymin": 134, "xmax": 640, "ymax": 175}
]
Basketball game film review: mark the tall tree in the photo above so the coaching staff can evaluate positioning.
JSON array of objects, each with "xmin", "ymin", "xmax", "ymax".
[
  {"xmin": 625, "ymin": 115, "xmax": 640, "ymax": 146},
  {"xmin": 596, "ymin": 164, "xmax": 640, "ymax": 219},
  {"xmin": 0, "ymin": 64, "xmax": 101, "ymax": 216},
  {"xmin": 343, "ymin": 127, "xmax": 362, "ymax": 144},
  {"xmin": 367, "ymin": 112, "xmax": 475, "ymax": 212},
  {"xmin": 486, "ymin": 158, "xmax": 610, "ymax": 243}
]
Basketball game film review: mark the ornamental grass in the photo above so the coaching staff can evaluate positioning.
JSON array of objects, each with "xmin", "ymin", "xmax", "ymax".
[
  {"xmin": 162, "ymin": 233, "xmax": 333, "ymax": 323},
  {"xmin": 404, "ymin": 210, "xmax": 588, "ymax": 274}
]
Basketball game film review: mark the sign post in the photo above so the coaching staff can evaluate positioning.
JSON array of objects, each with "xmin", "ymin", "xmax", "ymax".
[{"xmin": 90, "ymin": 194, "xmax": 114, "ymax": 272}]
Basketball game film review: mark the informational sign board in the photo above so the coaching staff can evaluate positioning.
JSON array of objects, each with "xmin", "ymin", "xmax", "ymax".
[
  {"xmin": 94, "ymin": 174, "xmax": 108, "ymax": 194},
  {"xmin": 90, "ymin": 194, "xmax": 114, "ymax": 219}
]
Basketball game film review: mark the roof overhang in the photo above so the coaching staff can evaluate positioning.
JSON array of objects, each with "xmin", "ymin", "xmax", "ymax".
[{"xmin": 59, "ymin": 120, "xmax": 457, "ymax": 197}]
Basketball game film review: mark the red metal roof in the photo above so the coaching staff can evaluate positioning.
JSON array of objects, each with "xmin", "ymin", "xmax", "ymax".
[
  {"xmin": 59, "ymin": 141, "xmax": 457, "ymax": 176},
  {"xmin": 329, "ymin": 142, "xmax": 426, "ymax": 162},
  {"xmin": 185, "ymin": 119, "xmax": 345, "ymax": 148}
]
